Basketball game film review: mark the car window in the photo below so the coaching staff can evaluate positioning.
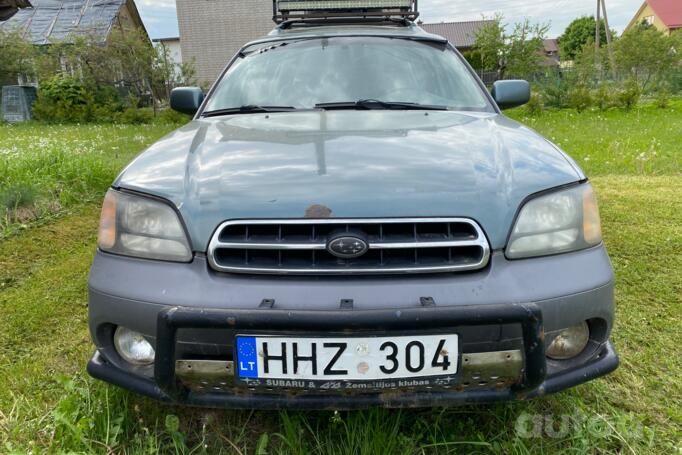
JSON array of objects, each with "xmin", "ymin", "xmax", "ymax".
[{"xmin": 204, "ymin": 36, "xmax": 492, "ymax": 112}]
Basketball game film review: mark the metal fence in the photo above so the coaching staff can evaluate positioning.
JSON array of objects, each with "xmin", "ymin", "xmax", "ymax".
[
  {"xmin": 475, "ymin": 70, "xmax": 500, "ymax": 86},
  {"xmin": 475, "ymin": 67, "xmax": 572, "ymax": 86}
]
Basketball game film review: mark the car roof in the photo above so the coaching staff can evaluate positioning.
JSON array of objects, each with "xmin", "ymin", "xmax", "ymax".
[{"xmin": 243, "ymin": 22, "xmax": 448, "ymax": 49}]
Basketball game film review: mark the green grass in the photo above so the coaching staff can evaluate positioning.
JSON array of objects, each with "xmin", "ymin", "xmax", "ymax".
[
  {"xmin": 0, "ymin": 105, "xmax": 681, "ymax": 454},
  {"xmin": 506, "ymin": 101, "xmax": 682, "ymax": 176},
  {"xmin": 0, "ymin": 122, "xmax": 178, "ymax": 237}
]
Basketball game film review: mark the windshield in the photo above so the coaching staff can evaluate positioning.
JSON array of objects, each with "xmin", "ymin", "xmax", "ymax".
[{"xmin": 203, "ymin": 37, "xmax": 493, "ymax": 113}]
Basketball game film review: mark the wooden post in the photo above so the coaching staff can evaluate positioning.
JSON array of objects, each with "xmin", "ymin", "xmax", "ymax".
[
  {"xmin": 594, "ymin": 0, "xmax": 603, "ymax": 80},
  {"xmin": 601, "ymin": 0, "xmax": 617, "ymax": 75},
  {"xmin": 594, "ymin": 0, "xmax": 601, "ymax": 54}
]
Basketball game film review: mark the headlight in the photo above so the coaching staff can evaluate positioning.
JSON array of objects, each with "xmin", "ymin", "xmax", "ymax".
[
  {"xmin": 507, "ymin": 184, "xmax": 602, "ymax": 259},
  {"xmin": 97, "ymin": 189, "xmax": 192, "ymax": 262}
]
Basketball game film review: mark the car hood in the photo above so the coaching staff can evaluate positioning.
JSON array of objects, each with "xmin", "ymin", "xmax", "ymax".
[{"xmin": 116, "ymin": 111, "xmax": 583, "ymax": 251}]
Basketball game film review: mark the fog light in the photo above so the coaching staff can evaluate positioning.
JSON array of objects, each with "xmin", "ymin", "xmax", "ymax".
[
  {"xmin": 546, "ymin": 322, "xmax": 590, "ymax": 360},
  {"xmin": 114, "ymin": 327, "xmax": 155, "ymax": 366}
]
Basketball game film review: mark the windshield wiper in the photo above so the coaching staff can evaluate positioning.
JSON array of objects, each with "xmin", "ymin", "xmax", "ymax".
[
  {"xmin": 315, "ymin": 99, "xmax": 449, "ymax": 111},
  {"xmin": 202, "ymin": 105, "xmax": 298, "ymax": 117}
]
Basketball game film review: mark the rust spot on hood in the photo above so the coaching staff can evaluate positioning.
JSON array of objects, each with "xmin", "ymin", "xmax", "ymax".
[{"xmin": 304, "ymin": 204, "xmax": 332, "ymax": 218}]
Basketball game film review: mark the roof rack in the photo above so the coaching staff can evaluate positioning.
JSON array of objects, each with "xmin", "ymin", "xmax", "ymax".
[
  {"xmin": 277, "ymin": 16, "xmax": 414, "ymax": 29},
  {"xmin": 272, "ymin": 0, "xmax": 419, "ymax": 24}
]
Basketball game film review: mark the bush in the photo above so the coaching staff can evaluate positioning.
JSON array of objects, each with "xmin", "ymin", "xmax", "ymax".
[
  {"xmin": 154, "ymin": 108, "xmax": 192, "ymax": 125},
  {"xmin": 615, "ymin": 79, "xmax": 641, "ymax": 110},
  {"xmin": 568, "ymin": 83, "xmax": 593, "ymax": 112},
  {"xmin": 540, "ymin": 79, "xmax": 571, "ymax": 108},
  {"xmin": 524, "ymin": 92, "xmax": 545, "ymax": 114},
  {"xmin": 89, "ymin": 86, "xmax": 124, "ymax": 122},
  {"xmin": 655, "ymin": 87, "xmax": 671, "ymax": 109},
  {"xmin": 88, "ymin": 103, "xmax": 118, "ymax": 123},
  {"xmin": 32, "ymin": 76, "xmax": 96, "ymax": 123},
  {"xmin": 115, "ymin": 107, "xmax": 154, "ymax": 124},
  {"xmin": 31, "ymin": 76, "xmax": 162, "ymax": 123},
  {"xmin": 31, "ymin": 76, "xmax": 191, "ymax": 125},
  {"xmin": 593, "ymin": 82, "xmax": 614, "ymax": 110}
]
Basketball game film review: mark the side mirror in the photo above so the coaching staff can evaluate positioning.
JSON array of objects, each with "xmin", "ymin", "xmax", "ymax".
[
  {"xmin": 170, "ymin": 87, "xmax": 204, "ymax": 115},
  {"xmin": 491, "ymin": 80, "xmax": 531, "ymax": 110}
]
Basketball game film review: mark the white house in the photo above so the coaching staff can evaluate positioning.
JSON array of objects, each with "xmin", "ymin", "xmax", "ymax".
[{"xmin": 153, "ymin": 36, "xmax": 183, "ymax": 69}]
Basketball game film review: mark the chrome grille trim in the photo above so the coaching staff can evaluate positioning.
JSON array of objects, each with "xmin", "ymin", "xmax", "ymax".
[{"xmin": 207, "ymin": 218, "xmax": 491, "ymax": 275}]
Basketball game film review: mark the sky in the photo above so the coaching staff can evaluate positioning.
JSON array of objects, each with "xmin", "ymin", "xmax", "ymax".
[{"xmin": 135, "ymin": 0, "xmax": 644, "ymax": 40}]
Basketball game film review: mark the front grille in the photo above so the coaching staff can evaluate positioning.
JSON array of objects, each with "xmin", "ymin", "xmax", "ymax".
[{"xmin": 207, "ymin": 218, "xmax": 490, "ymax": 275}]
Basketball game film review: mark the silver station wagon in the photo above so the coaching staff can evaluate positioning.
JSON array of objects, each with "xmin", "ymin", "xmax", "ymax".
[{"xmin": 87, "ymin": 0, "xmax": 619, "ymax": 409}]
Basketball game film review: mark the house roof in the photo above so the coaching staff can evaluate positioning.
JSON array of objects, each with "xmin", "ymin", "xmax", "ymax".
[
  {"xmin": 543, "ymin": 38, "xmax": 559, "ymax": 53},
  {"xmin": 152, "ymin": 36, "xmax": 179, "ymax": 43},
  {"xmin": 647, "ymin": 0, "xmax": 682, "ymax": 28},
  {"xmin": 420, "ymin": 20, "xmax": 495, "ymax": 48},
  {"xmin": 0, "ymin": 0, "xmax": 145, "ymax": 44},
  {"xmin": 628, "ymin": 0, "xmax": 682, "ymax": 30}
]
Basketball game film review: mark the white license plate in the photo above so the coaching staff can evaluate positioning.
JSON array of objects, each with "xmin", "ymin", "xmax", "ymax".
[{"xmin": 235, "ymin": 334, "xmax": 459, "ymax": 384}]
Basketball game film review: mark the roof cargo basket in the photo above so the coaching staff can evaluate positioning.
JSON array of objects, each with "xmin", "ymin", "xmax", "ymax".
[{"xmin": 273, "ymin": 0, "xmax": 419, "ymax": 24}]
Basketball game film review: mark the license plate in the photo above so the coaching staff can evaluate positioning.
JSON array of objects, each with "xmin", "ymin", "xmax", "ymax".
[{"xmin": 235, "ymin": 334, "xmax": 459, "ymax": 388}]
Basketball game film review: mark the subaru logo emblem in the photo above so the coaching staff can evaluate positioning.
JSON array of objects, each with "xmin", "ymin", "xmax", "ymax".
[{"xmin": 327, "ymin": 235, "xmax": 369, "ymax": 259}]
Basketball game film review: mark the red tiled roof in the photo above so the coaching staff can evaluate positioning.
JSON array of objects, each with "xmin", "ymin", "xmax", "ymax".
[{"xmin": 647, "ymin": 0, "xmax": 682, "ymax": 28}]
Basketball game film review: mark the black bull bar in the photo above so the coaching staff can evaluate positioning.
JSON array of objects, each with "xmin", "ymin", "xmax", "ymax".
[{"xmin": 86, "ymin": 302, "xmax": 618, "ymax": 409}]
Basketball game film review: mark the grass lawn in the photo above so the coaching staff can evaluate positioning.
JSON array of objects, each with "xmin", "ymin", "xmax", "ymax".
[
  {"xmin": 0, "ymin": 123, "xmax": 179, "ymax": 238},
  {"xmin": 0, "ymin": 104, "xmax": 681, "ymax": 454}
]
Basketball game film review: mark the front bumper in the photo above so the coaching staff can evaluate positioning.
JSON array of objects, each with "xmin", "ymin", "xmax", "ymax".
[
  {"xmin": 88, "ymin": 246, "xmax": 618, "ymax": 409},
  {"xmin": 88, "ymin": 344, "xmax": 618, "ymax": 410},
  {"xmin": 88, "ymin": 303, "xmax": 618, "ymax": 409}
]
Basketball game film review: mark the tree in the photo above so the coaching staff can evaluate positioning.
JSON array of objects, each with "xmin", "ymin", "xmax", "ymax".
[
  {"xmin": 614, "ymin": 27, "xmax": 677, "ymax": 91},
  {"xmin": 37, "ymin": 28, "xmax": 177, "ymax": 106},
  {"xmin": 633, "ymin": 19, "xmax": 655, "ymax": 32},
  {"xmin": 461, "ymin": 49, "xmax": 483, "ymax": 70},
  {"xmin": 154, "ymin": 44, "xmax": 197, "ymax": 102},
  {"xmin": 571, "ymin": 37, "xmax": 614, "ymax": 83},
  {"xmin": 559, "ymin": 16, "xmax": 612, "ymax": 61},
  {"xmin": 92, "ymin": 28, "xmax": 159, "ymax": 101},
  {"xmin": 506, "ymin": 19, "xmax": 550, "ymax": 78},
  {"xmin": 475, "ymin": 14, "xmax": 506, "ymax": 73},
  {"xmin": 474, "ymin": 15, "xmax": 549, "ymax": 79},
  {"xmin": 0, "ymin": 30, "xmax": 35, "ymax": 85},
  {"xmin": 670, "ymin": 30, "xmax": 682, "ymax": 93},
  {"xmin": 2, "ymin": 24, "xmax": 195, "ymax": 122}
]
